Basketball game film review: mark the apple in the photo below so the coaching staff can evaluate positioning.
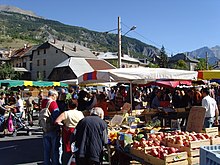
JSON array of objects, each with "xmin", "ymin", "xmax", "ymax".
[
  {"xmin": 168, "ymin": 147, "xmax": 176, "ymax": 154},
  {"xmin": 151, "ymin": 148, "xmax": 159, "ymax": 157}
]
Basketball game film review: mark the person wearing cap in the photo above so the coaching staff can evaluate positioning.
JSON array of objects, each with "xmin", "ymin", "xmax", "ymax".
[
  {"xmin": 55, "ymin": 98, "xmax": 84, "ymax": 165},
  {"xmin": 41, "ymin": 89, "xmax": 61, "ymax": 165},
  {"xmin": 71, "ymin": 107, "xmax": 108, "ymax": 165},
  {"xmin": 201, "ymin": 88, "xmax": 219, "ymax": 128}
]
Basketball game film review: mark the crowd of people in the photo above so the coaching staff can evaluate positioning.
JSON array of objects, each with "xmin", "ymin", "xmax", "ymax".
[{"xmin": 0, "ymin": 84, "xmax": 219, "ymax": 165}]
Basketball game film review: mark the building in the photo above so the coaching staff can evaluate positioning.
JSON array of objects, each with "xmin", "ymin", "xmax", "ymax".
[
  {"xmin": 10, "ymin": 40, "xmax": 115, "ymax": 81},
  {"xmin": 168, "ymin": 53, "xmax": 199, "ymax": 71},
  {"xmin": 97, "ymin": 52, "xmax": 147, "ymax": 68}
]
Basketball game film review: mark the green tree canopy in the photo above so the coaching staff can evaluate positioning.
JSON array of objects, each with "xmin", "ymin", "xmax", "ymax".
[
  {"xmin": 0, "ymin": 62, "xmax": 15, "ymax": 79},
  {"xmin": 173, "ymin": 60, "xmax": 188, "ymax": 70},
  {"xmin": 195, "ymin": 58, "xmax": 212, "ymax": 70},
  {"xmin": 159, "ymin": 46, "xmax": 168, "ymax": 68}
]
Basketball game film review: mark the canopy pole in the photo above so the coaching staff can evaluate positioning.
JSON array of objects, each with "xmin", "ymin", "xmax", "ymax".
[{"xmin": 129, "ymin": 81, "xmax": 133, "ymax": 115}]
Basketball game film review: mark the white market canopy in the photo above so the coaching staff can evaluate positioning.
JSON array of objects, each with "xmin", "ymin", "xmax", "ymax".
[{"xmin": 78, "ymin": 67, "xmax": 198, "ymax": 85}]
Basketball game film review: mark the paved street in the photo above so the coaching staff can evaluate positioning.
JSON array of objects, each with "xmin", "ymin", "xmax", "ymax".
[{"xmin": 0, "ymin": 125, "xmax": 44, "ymax": 165}]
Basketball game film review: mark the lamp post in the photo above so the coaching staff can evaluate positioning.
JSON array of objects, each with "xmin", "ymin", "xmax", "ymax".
[{"xmin": 118, "ymin": 16, "xmax": 136, "ymax": 68}]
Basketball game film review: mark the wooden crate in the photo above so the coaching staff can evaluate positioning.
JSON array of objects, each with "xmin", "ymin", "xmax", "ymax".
[
  {"xmin": 210, "ymin": 136, "xmax": 220, "ymax": 145},
  {"xmin": 130, "ymin": 147, "xmax": 146, "ymax": 160},
  {"xmin": 205, "ymin": 127, "xmax": 219, "ymax": 137},
  {"xmin": 167, "ymin": 139, "xmax": 210, "ymax": 157},
  {"xmin": 188, "ymin": 156, "xmax": 199, "ymax": 165},
  {"xmin": 144, "ymin": 152, "xmax": 188, "ymax": 165}
]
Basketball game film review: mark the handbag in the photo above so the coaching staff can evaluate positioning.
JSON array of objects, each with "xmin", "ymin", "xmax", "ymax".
[
  {"xmin": 67, "ymin": 154, "xmax": 76, "ymax": 165},
  {"xmin": 8, "ymin": 113, "xmax": 14, "ymax": 132}
]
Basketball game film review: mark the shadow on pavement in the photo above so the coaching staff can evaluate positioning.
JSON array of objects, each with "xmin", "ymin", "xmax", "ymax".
[{"xmin": 0, "ymin": 137, "xmax": 44, "ymax": 165}]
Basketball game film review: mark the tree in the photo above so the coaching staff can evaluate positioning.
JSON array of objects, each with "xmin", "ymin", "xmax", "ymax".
[
  {"xmin": 0, "ymin": 62, "xmax": 16, "ymax": 79},
  {"xmin": 195, "ymin": 58, "xmax": 212, "ymax": 70},
  {"xmin": 173, "ymin": 60, "xmax": 188, "ymax": 70},
  {"xmin": 159, "ymin": 46, "xmax": 168, "ymax": 68}
]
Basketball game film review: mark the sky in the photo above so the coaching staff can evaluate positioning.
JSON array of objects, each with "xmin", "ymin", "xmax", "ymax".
[{"xmin": 1, "ymin": 0, "xmax": 220, "ymax": 55}]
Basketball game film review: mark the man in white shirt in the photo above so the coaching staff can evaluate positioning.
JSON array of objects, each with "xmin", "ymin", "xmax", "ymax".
[{"xmin": 201, "ymin": 88, "xmax": 219, "ymax": 128}]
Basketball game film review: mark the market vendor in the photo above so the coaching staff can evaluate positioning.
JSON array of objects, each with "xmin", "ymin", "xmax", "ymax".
[
  {"xmin": 115, "ymin": 85, "xmax": 127, "ymax": 111},
  {"xmin": 151, "ymin": 90, "xmax": 161, "ymax": 109},
  {"xmin": 201, "ymin": 88, "xmax": 219, "ymax": 128}
]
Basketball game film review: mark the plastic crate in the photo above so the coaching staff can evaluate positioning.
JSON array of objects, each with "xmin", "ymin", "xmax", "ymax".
[{"xmin": 200, "ymin": 145, "xmax": 220, "ymax": 165}]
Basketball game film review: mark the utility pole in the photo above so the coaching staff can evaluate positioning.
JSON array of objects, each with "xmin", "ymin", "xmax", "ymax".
[
  {"xmin": 118, "ymin": 16, "xmax": 122, "ymax": 68},
  {"xmin": 206, "ymin": 52, "xmax": 208, "ymax": 70}
]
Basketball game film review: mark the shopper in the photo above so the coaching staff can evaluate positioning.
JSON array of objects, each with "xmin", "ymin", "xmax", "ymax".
[
  {"xmin": 201, "ymin": 88, "xmax": 219, "ymax": 128},
  {"xmin": 55, "ymin": 99, "xmax": 84, "ymax": 165},
  {"xmin": 41, "ymin": 89, "xmax": 61, "ymax": 165},
  {"xmin": 71, "ymin": 107, "xmax": 108, "ymax": 165}
]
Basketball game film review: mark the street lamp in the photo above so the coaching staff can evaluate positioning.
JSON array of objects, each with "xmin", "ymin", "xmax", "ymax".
[{"xmin": 118, "ymin": 16, "xmax": 136, "ymax": 68}]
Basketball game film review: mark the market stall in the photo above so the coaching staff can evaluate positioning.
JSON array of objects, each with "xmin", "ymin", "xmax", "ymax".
[
  {"xmin": 0, "ymin": 80, "xmax": 68, "ymax": 87},
  {"xmin": 198, "ymin": 70, "xmax": 220, "ymax": 80}
]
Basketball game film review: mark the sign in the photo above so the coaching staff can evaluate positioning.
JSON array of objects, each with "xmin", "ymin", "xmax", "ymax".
[
  {"xmin": 110, "ymin": 115, "xmax": 124, "ymax": 127},
  {"xmin": 186, "ymin": 106, "xmax": 206, "ymax": 132}
]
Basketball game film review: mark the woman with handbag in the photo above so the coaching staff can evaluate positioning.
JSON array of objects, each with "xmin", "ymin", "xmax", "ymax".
[{"xmin": 55, "ymin": 99, "xmax": 84, "ymax": 165}]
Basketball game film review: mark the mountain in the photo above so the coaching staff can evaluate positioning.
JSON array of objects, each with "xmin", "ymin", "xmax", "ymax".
[
  {"xmin": 0, "ymin": 5, "xmax": 159, "ymax": 59},
  {"xmin": 188, "ymin": 46, "xmax": 219, "ymax": 65},
  {"xmin": 210, "ymin": 45, "xmax": 220, "ymax": 59},
  {"xmin": 0, "ymin": 5, "xmax": 41, "ymax": 18}
]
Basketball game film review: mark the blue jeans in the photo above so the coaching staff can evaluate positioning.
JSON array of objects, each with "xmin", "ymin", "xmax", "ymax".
[
  {"xmin": 43, "ymin": 131, "xmax": 60, "ymax": 165},
  {"xmin": 204, "ymin": 117, "xmax": 214, "ymax": 128}
]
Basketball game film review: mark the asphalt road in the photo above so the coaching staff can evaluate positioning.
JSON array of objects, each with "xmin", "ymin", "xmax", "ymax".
[{"xmin": 0, "ymin": 126, "xmax": 44, "ymax": 165}]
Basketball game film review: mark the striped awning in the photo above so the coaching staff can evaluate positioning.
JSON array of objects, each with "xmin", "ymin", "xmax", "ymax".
[{"xmin": 0, "ymin": 80, "xmax": 68, "ymax": 87}]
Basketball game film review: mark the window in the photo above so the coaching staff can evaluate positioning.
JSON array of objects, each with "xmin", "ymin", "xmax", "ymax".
[
  {"xmin": 44, "ymin": 49, "xmax": 46, "ymax": 54},
  {"xmin": 37, "ymin": 60, "xmax": 40, "ymax": 66},
  {"xmin": 37, "ymin": 71, "xmax": 40, "ymax": 79},
  {"xmin": 43, "ymin": 71, "xmax": 46, "ymax": 78},
  {"xmin": 23, "ymin": 62, "xmax": 26, "ymax": 68},
  {"xmin": 56, "ymin": 49, "xmax": 58, "ymax": 53},
  {"xmin": 30, "ymin": 63, "xmax": 32, "ymax": 71},
  {"xmin": 37, "ymin": 50, "xmax": 40, "ymax": 55},
  {"xmin": 43, "ymin": 59, "xmax": 46, "ymax": 65}
]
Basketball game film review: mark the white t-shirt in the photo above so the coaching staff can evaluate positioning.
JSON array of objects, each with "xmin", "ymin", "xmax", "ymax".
[
  {"xmin": 16, "ymin": 98, "xmax": 24, "ymax": 112},
  {"xmin": 202, "ymin": 95, "xmax": 218, "ymax": 118},
  {"xmin": 63, "ymin": 109, "xmax": 84, "ymax": 128}
]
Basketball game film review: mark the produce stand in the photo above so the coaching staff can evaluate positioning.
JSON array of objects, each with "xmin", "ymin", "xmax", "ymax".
[{"xmin": 107, "ymin": 109, "xmax": 220, "ymax": 165}]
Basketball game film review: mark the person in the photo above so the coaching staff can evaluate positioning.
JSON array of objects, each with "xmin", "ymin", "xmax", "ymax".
[
  {"xmin": 57, "ymin": 88, "xmax": 67, "ymax": 112},
  {"xmin": 15, "ymin": 94, "xmax": 24, "ymax": 118},
  {"xmin": 151, "ymin": 90, "xmax": 161, "ymax": 109},
  {"xmin": 201, "ymin": 88, "xmax": 219, "ymax": 128},
  {"xmin": 38, "ymin": 90, "xmax": 44, "ymax": 110},
  {"xmin": 115, "ymin": 85, "xmax": 127, "ymax": 111},
  {"xmin": 7, "ymin": 92, "xmax": 16, "ymax": 105},
  {"xmin": 41, "ymin": 89, "xmax": 61, "ymax": 165},
  {"xmin": 55, "ymin": 99, "xmax": 84, "ymax": 165},
  {"xmin": 95, "ymin": 93, "xmax": 108, "ymax": 119},
  {"xmin": 77, "ymin": 90, "xmax": 94, "ymax": 111},
  {"xmin": 25, "ymin": 92, "xmax": 34, "ymax": 126},
  {"xmin": 71, "ymin": 107, "xmax": 108, "ymax": 165}
]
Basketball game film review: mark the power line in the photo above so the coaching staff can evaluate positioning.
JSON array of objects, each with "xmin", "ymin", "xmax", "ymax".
[{"xmin": 121, "ymin": 22, "xmax": 177, "ymax": 55}]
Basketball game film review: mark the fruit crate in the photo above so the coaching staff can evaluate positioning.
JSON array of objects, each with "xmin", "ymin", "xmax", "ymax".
[
  {"xmin": 144, "ymin": 152, "xmax": 188, "ymax": 165},
  {"xmin": 205, "ymin": 127, "xmax": 219, "ymax": 137},
  {"xmin": 130, "ymin": 147, "xmax": 146, "ymax": 160},
  {"xmin": 210, "ymin": 136, "xmax": 220, "ymax": 145},
  {"xmin": 167, "ymin": 139, "xmax": 210, "ymax": 156},
  {"xmin": 200, "ymin": 145, "xmax": 220, "ymax": 165},
  {"xmin": 167, "ymin": 139, "xmax": 210, "ymax": 165},
  {"xmin": 129, "ymin": 146, "xmax": 159, "ymax": 160}
]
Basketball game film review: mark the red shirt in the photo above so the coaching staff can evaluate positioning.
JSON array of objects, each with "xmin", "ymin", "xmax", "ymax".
[{"xmin": 41, "ymin": 99, "xmax": 59, "ymax": 113}]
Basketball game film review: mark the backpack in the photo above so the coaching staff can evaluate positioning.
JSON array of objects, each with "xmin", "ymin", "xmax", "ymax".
[{"xmin": 38, "ymin": 101, "xmax": 56, "ymax": 133}]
